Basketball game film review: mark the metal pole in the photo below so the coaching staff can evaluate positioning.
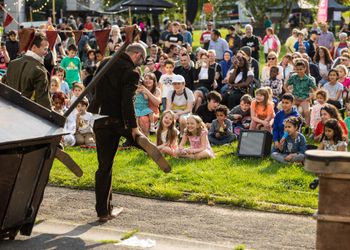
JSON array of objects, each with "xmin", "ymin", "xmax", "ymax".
[
  {"xmin": 129, "ymin": 7, "xmax": 132, "ymax": 24},
  {"xmin": 29, "ymin": 7, "xmax": 33, "ymax": 22},
  {"xmin": 52, "ymin": 0, "xmax": 56, "ymax": 24}
]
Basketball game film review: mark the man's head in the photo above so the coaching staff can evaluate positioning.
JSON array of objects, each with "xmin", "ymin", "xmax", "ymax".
[
  {"xmin": 228, "ymin": 25, "xmax": 235, "ymax": 35},
  {"xmin": 172, "ymin": 21, "xmax": 180, "ymax": 33},
  {"xmin": 145, "ymin": 58, "xmax": 156, "ymax": 71},
  {"xmin": 126, "ymin": 43, "xmax": 147, "ymax": 66},
  {"xmin": 240, "ymin": 46, "xmax": 251, "ymax": 59},
  {"xmin": 319, "ymin": 22, "xmax": 328, "ymax": 32},
  {"xmin": 31, "ymin": 32, "xmax": 49, "ymax": 58},
  {"xmin": 150, "ymin": 44, "xmax": 158, "ymax": 56},
  {"xmin": 211, "ymin": 29, "xmax": 221, "ymax": 41},
  {"xmin": 245, "ymin": 24, "xmax": 253, "ymax": 37},
  {"xmin": 207, "ymin": 22, "xmax": 213, "ymax": 31},
  {"xmin": 180, "ymin": 53, "xmax": 190, "ymax": 68},
  {"xmin": 207, "ymin": 91, "xmax": 222, "ymax": 111}
]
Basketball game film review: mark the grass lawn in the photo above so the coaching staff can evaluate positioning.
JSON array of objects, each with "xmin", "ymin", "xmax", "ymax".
[{"xmin": 50, "ymin": 139, "xmax": 318, "ymax": 215}]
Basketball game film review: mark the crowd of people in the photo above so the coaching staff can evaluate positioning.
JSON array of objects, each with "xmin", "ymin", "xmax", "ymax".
[{"xmin": 2, "ymin": 15, "xmax": 350, "ymax": 164}]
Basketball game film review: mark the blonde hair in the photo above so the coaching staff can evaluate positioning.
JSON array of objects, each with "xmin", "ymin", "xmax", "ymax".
[
  {"xmin": 185, "ymin": 115, "xmax": 206, "ymax": 136},
  {"xmin": 336, "ymin": 64, "xmax": 349, "ymax": 77},
  {"xmin": 51, "ymin": 76, "xmax": 61, "ymax": 87}
]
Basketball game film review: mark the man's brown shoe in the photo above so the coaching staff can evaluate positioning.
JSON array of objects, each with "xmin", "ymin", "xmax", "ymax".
[
  {"xmin": 135, "ymin": 134, "xmax": 171, "ymax": 173},
  {"xmin": 98, "ymin": 215, "xmax": 115, "ymax": 223}
]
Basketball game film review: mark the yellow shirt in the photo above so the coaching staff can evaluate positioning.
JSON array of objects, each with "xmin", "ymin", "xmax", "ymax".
[{"xmin": 285, "ymin": 36, "xmax": 297, "ymax": 53}]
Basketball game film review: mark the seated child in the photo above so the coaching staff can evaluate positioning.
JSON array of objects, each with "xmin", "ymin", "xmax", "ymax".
[
  {"xmin": 177, "ymin": 115, "xmax": 215, "ymax": 159},
  {"xmin": 261, "ymin": 66, "xmax": 283, "ymax": 98},
  {"xmin": 272, "ymin": 93, "xmax": 300, "ymax": 151},
  {"xmin": 52, "ymin": 92, "xmax": 66, "ymax": 115},
  {"xmin": 156, "ymin": 110, "xmax": 179, "ymax": 157},
  {"xmin": 314, "ymin": 103, "xmax": 349, "ymax": 142},
  {"xmin": 271, "ymin": 116, "xmax": 306, "ymax": 164},
  {"xmin": 135, "ymin": 78, "xmax": 156, "ymax": 132},
  {"xmin": 228, "ymin": 94, "xmax": 252, "ymax": 136},
  {"xmin": 318, "ymin": 119, "xmax": 348, "ymax": 151},
  {"xmin": 195, "ymin": 91, "xmax": 222, "ymax": 129},
  {"xmin": 310, "ymin": 89, "xmax": 327, "ymax": 134},
  {"xmin": 208, "ymin": 105, "xmax": 236, "ymax": 145},
  {"xmin": 323, "ymin": 69, "xmax": 343, "ymax": 109},
  {"xmin": 250, "ymin": 87, "xmax": 275, "ymax": 131},
  {"xmin": 75, "ymin": 98, "xmax": 95, "ymax": 147}
]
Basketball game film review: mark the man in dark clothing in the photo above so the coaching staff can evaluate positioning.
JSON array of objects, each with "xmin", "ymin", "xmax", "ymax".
[
  {"xmin": 88, "ymin": 43, "xmax": 146, "ymax": 222},
  {"xmin": 307, "ymin": 30, "xmax": 318, "ymax": 60},
  {"xmin": 174, "ymin": 53, "xmax": 195, "ymax": 90},
  {"xmin": 239, "ymin": 46, "xmax": 260, "ymax": 90},
  {"xmin": 225, "ymin": 25, "xmax": 241, "ymax": 55},
  {"xmin": 5, "ymin": 30, "xmax": 19, "ymax": 61},
  {"xmin": 6, "ymin": 32, "xmax": 51, "ymax": 109},
  {"xmin": 241, "ymin": 24, "xmax": 260, "ymax": 62}
]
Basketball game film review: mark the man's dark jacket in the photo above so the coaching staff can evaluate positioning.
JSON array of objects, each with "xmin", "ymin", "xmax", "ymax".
[{"xmin": 88, "ymin": 52, "xmax": 139, "ymax": 128}]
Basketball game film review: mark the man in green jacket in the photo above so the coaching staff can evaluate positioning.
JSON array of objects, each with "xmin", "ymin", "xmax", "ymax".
[{"xmin": 6, "ymin": 32, "xmax": 51, "ymax": 109}]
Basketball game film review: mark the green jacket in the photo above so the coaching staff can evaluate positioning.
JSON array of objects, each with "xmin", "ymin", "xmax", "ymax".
[{"xmin": 6, "ymin": 55, "xmax": 51, "ymax": 109}]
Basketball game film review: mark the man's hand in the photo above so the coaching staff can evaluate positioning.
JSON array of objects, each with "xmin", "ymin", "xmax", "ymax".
[{"xmin": 132, "ymin": 127, "xmax": 143, "ymax": 140}]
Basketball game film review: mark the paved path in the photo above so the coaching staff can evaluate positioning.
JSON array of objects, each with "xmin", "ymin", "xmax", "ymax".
[{"xmin": 0, "ymin": 186, "xmax": 316, "ymax": 249}]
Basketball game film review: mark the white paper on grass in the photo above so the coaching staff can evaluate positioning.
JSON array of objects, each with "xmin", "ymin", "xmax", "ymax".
[{"xmin": 115, "ymin": 236, "xmax": 156, "ymax": 248}]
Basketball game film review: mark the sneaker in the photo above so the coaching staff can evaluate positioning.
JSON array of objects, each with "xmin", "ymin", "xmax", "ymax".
[{"xmin": 149, "ymin": 123, "xmax": 156, "ymax": 133}]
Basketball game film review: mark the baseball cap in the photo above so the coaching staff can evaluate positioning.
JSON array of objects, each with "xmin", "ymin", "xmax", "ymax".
[{"xmin": 172, "ymin": 74, "xmax": 185, "ymax": 83}]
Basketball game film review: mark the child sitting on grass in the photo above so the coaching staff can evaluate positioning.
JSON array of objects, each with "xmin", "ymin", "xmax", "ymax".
[
  {"xmin": 310, "ymin": 89, "xmax": 328, "ymax": 135},
  {"xmin": 208, "ymin": 105, "xmax": 236, "ymax": 145},
  {"xmin": 318, "ymin": 119, "xmax": 348, "ymax": 151},
  {"xmin": 271, "ymin": 116, "xmax": 306, "ymax": 164},
  {"xmin": 272, "ymin": 93, "xmax": 300, "ymax": 151},
  {"xmin": 75, "ymin": 98, "xmax": 95, "ymax": 147},
  {"xmin": 156, "ymin": 110, "xmax": 179, "ymax": 157},
  {"xmin": 228, "ymin": 94, "xmax": 252, "ymax": 136},
  {"xmin": 178, "ymin": 115, "xmax": 215, "ymax": 159},
  {"xmin": 250, "ymin": 87, "xmax": 275, "ymax": 131}
]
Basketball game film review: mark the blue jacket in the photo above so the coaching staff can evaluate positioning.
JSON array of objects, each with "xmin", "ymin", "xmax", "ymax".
[
  {"xmin": 282, "ymin": 133, "xmax": 307, "ymax": 154},
  {"xmin": 273, "ymin": 107, "xmax": 300, "ymax": 142}
]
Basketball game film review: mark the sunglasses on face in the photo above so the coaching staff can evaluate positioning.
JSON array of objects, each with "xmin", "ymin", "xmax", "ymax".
[{"xmin": 268, "ymin": 57, "xmax": 276, "ymax": 60}]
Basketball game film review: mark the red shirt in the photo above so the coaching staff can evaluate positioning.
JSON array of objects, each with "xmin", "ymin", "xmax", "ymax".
[{"xmin": 314, "ymin": 120, "xmax": 348, "ymax": 137}]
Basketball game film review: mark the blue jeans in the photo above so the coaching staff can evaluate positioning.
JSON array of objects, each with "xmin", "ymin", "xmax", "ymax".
[{"xmin": 209, "ymin": 134, "xmax": 236, "ymax": 145}]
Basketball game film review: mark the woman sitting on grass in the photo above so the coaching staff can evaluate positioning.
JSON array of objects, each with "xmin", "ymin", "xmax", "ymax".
[
  {"xmin": 156, "ymin": 110, "xmax": 179, "ymax": 157},
  {"xmin": 271, "ymin": 116, "xmax": 306, "ymax": 164},
  {"xmin": 178, "ymin": 115, "xmax": 215, "ymax": 159},
  {"xmin": 318, "ymin": 119, "xmax": 348, "ymax": 151}
]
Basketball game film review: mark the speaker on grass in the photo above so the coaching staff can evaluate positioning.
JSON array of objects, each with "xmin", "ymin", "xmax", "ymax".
[{"xmin": 237, "ymin": 130, "xmax": 272, "ymax": 157}]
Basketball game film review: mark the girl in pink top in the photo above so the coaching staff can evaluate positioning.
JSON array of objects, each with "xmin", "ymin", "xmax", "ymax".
[
  {"xmin": 336, "ymin": 64, "xmax": 350, "ymax": 99},
  {"xmin": 178, "ymin": 115, "xmax": 215, "ymax": 159}
]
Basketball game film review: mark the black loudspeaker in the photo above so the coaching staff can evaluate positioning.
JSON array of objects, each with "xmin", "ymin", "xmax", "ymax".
[{"xmin": 237, "ymin": 130, "xmax": 272, "ymax": 157}]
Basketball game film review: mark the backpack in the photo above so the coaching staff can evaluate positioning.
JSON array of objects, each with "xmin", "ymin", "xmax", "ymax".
[{"xmin": 171, "ymin": 89, "xmax": 188, "ymax": 102}]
